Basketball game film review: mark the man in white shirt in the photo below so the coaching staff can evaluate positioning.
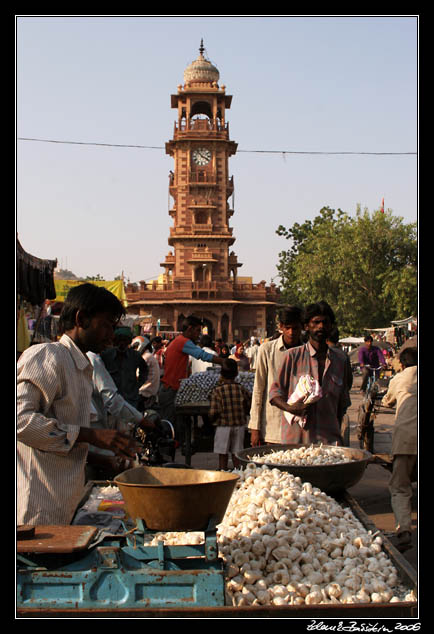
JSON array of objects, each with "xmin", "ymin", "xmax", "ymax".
[
  {"xmin": 188, "ymin": 334, "xmax": 217, "ymax": 438},
  {"xmin": 246, "ymin": 339, "xmax": 260, "ymax": 370},
  {"xmin": 86, "ymin": 350, "xmax": 146, "ymax": 479},
  {"xmin": 132, "ymin": 336, "xmax": 161, "ymax": 408},
  {"xmin": 17, "ymin": 283, "xmax": 149, "ymax": 525},
  {"xmin": 248, "ymin": 306, "xmax": 304, "ymax": 446},
  {"xmin": 381, "ymin": 346, "xmax": 417, "ymax": 552},
  {"xmin": 189, "ymin": 334, "xmax": 217, "ymax": 374}
]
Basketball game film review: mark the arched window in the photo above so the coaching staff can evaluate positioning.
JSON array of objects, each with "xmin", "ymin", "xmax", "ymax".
[{"xmin": 190, "ymin": 101, "xmax": 212, "ymax": 119}]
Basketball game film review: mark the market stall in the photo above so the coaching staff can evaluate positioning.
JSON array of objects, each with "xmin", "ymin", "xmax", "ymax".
[
  {"xmin": 17, "ymin": 450, "xmax": 417, "ymax": 617},
  {"xmin": 16, "ymin": 238, "xmax": 57, "ymax": 353},
  {"xmin": 175, "ymin": 368, "xmax": 255, "ymax": 464},
  {"xmin": 53, "ymin": 279, "xmax": 128, "ymax": 307},
  {"xmin": 16, "ymin": 350, "xmax": 417, "ymax": 617}
]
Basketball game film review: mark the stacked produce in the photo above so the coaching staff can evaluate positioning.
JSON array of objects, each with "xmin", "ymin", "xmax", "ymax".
[
  {"xmin": 217, "ymin": 463, "xmax": 415, "ymax": 606},
  {"xmin": 140, "ymin": 463, "xmax": 415, "ymax": 605},
  {"xmin": 175, "ymin": 369, "xmax": 255, "ymax": 406},
  {"xmin": 140, "ymin": 463, "xmax": 415, "ymax": 606},
  {"xmin": 249, "ymin": 444, "xmax": 356, "ymax": 467}
]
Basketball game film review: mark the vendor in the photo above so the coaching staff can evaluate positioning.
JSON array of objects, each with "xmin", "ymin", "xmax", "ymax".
[
  {"xmin": 269, "ymin": 301, "xmax": 351, "ymax": 446},
  {"xmin": 17, "ymin": 283, "xmax": 146, "ymax": 526},
  {"xmin": 158, "ymin": 315, "xmax": 225, "ymax": 441}
]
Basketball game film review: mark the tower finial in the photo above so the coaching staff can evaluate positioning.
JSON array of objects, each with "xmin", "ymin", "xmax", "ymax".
[{"xmin": 199, "ymin": 38, "xmax": 204, "ymax": 56}]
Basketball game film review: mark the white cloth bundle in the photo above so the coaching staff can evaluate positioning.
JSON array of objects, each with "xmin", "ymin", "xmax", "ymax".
[{"xmin": 284, "ymin": 375, "xmax": 323, "ymax": 428}]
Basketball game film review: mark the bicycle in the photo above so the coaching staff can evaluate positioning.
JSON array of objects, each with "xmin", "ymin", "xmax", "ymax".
[{"xmin": 357, "ymin": 365, "xmax": 388, "ymax": 453}]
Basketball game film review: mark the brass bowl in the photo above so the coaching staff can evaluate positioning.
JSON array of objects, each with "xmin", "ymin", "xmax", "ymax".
[{"xmin": 114, "ymin": 465, "xmax": 239, "ymax": 531}]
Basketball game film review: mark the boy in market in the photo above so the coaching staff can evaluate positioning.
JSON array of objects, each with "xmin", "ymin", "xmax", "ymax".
[{"xmin": 208, "ymin": 358, "xmax": 252, "ymax": 470}]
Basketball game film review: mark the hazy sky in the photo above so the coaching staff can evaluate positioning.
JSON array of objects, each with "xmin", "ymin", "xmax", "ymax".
[{"xmin": 16, "ymin": 15, "xmax": 418, "ymax": 285}]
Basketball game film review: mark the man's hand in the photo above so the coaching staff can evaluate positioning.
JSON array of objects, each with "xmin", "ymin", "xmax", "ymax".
[
  {"xmin": 137, "ymin": 416, "xmax": 157, "ymax": 432},
  {"xmin": 78, "ymin": 428, "xmax": 141, "ymax": 460},
  {"xmin": 270, "ymin": 396, "xmax": 309, "ymax": 417},
  {"xmin": 285, "ymin": 401, "xmax": 310, "ymax": 416},
  {"xmin": 250, "ymin": 429, "xmax": 263, "ymax": 447},
  {"xmin": 87, "ymin": 450, "xmax": 133, "ymax": 477},
  {"xmin": 211, "ymin": 356, "xmax": 226, "ymax": 367}
]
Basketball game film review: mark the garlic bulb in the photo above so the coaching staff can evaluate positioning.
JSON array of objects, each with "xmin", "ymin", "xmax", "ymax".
[
  {"xmin": 248, "ymin": 444, "xmax": 356, "ymax": 467},
  {"xmin": 217, "ymin": 463, "xmax": 415, "ymax": 607},
  {"xmin": 146, "ymin": 462, "xmax": 416, "ymax": 607}
]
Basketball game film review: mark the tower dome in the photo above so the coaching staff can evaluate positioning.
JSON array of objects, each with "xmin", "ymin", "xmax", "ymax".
[{"xmin": 183, "ymin": 40, "xmax": 220, "ymax": 86}]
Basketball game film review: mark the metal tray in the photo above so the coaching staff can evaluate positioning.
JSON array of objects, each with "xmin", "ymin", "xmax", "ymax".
[
  {"xmin": 17, "ymin": 525, "xmax": 98, "ymax": 554},
  {"xmin": 235, "ymin": 443, "xmax": 372, "ymax": 494},
  {"xmin": 17, "ymin": 485, "xmax": 416, "ymax": 618}
]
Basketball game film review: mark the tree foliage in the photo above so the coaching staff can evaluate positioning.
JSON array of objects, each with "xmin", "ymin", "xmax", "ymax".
[{"xmin": 275, "ymin": 206, "xmax": 417, "ymax": 335}]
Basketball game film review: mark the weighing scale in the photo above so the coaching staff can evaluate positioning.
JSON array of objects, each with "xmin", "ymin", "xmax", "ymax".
[
  {"xmin": 17, "ymin": 466, "xmax": 239, "ymax": 610},
  {"xmin": 17, "ymin": 518, "xmax": 225, "ymax": 609}
]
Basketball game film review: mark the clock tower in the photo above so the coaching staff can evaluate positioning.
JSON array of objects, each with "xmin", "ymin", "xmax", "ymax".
[
  {"xmin": 164, "ymin": 39, "xmax": 240, "ymax": 290},
  {"xmin": 126, "ymin": 42, "xmax": 279, "ymax": 341}
]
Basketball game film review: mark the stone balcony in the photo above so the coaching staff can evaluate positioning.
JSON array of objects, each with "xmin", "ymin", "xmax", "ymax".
[
  {"xmin": 192, "ymin": 223, "xmax": 213, "ymax": 233},
  {"xmin": 169, "ymin": 225, "xmax": 234, "ymax": 239},
  {"xmin": 126, "ymin": 279, "xmax": 280, "ymax": 304},
  {"xmin": 172, "ymin": 118, "xmax": 230, "ymax": 141}
]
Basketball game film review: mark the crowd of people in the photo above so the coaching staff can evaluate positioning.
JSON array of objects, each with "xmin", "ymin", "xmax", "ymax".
[{"xmin": 16, "ymin": 283, "xmax": 417, "ymax": 551}]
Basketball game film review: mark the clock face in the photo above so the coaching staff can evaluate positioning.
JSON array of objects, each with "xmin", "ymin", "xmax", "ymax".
[{"xmin": 192, "ymin": 147, "xmax": 212, "ymax": 166}]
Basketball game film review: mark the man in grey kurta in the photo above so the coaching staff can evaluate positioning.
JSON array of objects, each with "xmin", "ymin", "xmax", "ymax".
[
  {"xmin": 381, "ymin": 346, "xmax": 417, "ymax": 551},
  {"xmin": 269, "ymin": 302, "xmax": 351, "ymax": 446},
  {"xmin": 248, "ymin": 306, "xmax": 303, "ymax": 446}
]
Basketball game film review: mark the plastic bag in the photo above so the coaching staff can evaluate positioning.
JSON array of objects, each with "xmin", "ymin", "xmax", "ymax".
[{"xmin": 284, "ymin": 375, "xmax": 323, "ymax": 427}]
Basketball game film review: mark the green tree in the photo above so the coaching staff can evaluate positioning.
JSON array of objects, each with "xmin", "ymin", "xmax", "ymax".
[{"xmin": 276, "ymin": 206, "xmax": 417, "ymax": 335}]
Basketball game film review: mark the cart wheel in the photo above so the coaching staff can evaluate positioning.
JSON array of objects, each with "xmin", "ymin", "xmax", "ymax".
[{"xmin": 341, "ymin": 414, "xmax": 350, "ymax": 447}]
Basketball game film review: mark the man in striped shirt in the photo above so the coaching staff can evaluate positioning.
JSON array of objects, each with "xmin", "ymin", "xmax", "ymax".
[
  {"xmin": 17, "ymin": 283, "xmax": 147, "ymax": 526},
  {"xmin": 269, "ymin": 301, "xmax": 351, "ymax": 446}
]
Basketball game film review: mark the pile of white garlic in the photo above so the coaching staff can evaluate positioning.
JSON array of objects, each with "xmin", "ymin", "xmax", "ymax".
[
  {"xmin": 141, "ymin": 530, "xmax": 204, "ymax": 546},
  {"xmin": 249, "ymin": 444, "xmax": 355, "ymax": 467},
  {"xmin": 217, "ymin": 463, "xmax": 416, "ymax": 607}
]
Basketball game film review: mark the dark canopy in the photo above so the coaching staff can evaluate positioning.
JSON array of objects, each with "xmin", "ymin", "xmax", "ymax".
[{"xmin": 17, "ymin": 238, "xmax": 57, "ymax": 305}]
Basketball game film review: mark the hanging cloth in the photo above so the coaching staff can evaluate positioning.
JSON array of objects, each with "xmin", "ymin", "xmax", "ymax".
[
  {"xmin": 16, "ymin": 237, "xmax": 57, "ymax": 305},
  {"xmin": 17, "ymin": 305, "xmax": 30, "ymax": 353}
]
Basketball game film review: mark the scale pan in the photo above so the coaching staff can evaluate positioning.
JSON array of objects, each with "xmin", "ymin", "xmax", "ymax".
[{"xmin": 114, "ymin": 465, "xmax": 239, "ymax": 531}]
